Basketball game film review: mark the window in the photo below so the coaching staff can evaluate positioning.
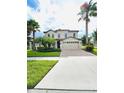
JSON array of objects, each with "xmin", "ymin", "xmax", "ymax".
[
  {"xmin": 73, "ymin": 33, "xmax": 76, "ymax": 38},
  {"xmin": 48, "ymin": 34, "xmax": 50, "ymax": 37},
  {"xmin": 58, "ymin": 33, "xmax": 60, "ymax": 38},
  {"xmin": 65, "ymin": 33, "xmax": 67, "ymax": 38},
  {"xmin": 52, "ymin": 34, "xmax": 54, "ymax": 38}
]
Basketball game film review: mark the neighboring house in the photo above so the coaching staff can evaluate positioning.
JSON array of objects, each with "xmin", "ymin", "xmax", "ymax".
[{"xmin": 44, "ymin": 29, "xmax": 82, "ymax": 49}]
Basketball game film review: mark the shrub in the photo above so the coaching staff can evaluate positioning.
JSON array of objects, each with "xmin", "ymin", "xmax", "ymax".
[
  {"xmin": 37, "ymin": 47, "xmax": 61, "ymax": 52},
  {"xmin": 92, "ymin": 48, "xmax": 97, "ymax": 55},
  {"xmin": 85, "ymin": 44, "xmax": 94, "ymax": 52},
  {"xmin": 34, "ymin": 37, "xmax": 42, "ymax": 43},
  {"xmin": 27, "ymin": 50, "xmax": 60, "ymax": 57}
]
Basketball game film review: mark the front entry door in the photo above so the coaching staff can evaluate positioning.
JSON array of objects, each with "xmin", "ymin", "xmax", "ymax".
[{"xmin": 57, "ymin": 40, "xmax": 60, "ymax": 48}]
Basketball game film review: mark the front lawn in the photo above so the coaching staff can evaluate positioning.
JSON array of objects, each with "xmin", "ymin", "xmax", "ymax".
[
  {"xmin": 81, "ymin": 46, "xmax": 97, "ymax": 55},
  {"xmin": 27, "ymin": 50, "xmax": 60, "ymax": 57},
  {"xmin": 27, "ymin": 60, "xmax": 58, "ymax": 89}
]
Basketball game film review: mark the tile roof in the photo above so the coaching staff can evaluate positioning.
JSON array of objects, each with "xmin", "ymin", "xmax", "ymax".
[{"xmin": 44, "ymin": 29, "xmax": 79, "ymax": 33}]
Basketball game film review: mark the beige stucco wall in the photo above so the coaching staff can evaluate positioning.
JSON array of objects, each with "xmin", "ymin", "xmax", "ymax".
[
  {"xmin": 44, "ymin": 30, "xmax": 80, "ymax": 49},
  {"xmin": 45, "ymin": 30, "xmax": 78, "ymax": 39}
]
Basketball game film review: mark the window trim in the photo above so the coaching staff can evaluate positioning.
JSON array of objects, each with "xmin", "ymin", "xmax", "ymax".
[{"xmin": 48, "ymin": 34, "xmax": 50, "ymax": 37}]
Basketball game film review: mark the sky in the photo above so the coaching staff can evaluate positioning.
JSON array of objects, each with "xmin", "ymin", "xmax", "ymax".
[{"xmin": 27, "ymin": 0, "xmax": 97, "ymax": 38}]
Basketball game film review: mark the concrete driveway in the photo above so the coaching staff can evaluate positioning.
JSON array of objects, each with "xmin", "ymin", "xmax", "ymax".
[
  {"xmin": 60, "ymin": 49, "xmax": 95, "ymax": 57},
  {"xmin": 33, "ymin": 56, "xmax": 97, "ymax": 93}
]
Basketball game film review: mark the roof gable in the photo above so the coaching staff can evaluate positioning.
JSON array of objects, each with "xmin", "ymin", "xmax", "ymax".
[{"xmin": 44, "ymin": 29, "xmax": 54, "ymax": 33}]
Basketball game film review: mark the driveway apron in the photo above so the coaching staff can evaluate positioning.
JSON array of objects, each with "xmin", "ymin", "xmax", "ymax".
[{"xmin": 60, "ymin": 49, "xmax": 95, "ymax": 57}]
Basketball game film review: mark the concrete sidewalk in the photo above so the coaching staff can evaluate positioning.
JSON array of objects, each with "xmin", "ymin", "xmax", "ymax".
[
  {"xmin": 28, "ymin": 89, "xmax": 97, "ymax": 93},
  {"xmin": 34, "ymin": 56, "xmax": 97, "ymax": 92},
  {"xmin": 27, "ymin": 57, "xmax": 60, "ymax": 60}
]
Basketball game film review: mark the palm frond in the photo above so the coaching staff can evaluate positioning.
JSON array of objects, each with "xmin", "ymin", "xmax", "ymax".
[
  {"xmin": 78, "ymin": 17, "xmax": 82, "ymax": 22},
  {"xmin": 77, "ymin": 12, "xmax": 82, "ymax": 15},
  {"xmin": 89, "ymin": 0, "xmax": 93, "ymax": 5},
  {"xmin": 83, "ymin": 17, "xmax": 90, "ymax": 22},
  {"xmin": 89, "ymin": 11, "xmax": 97, "ymax": 17}
]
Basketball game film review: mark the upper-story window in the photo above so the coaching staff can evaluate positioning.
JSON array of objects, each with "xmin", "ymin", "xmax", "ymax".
[
  {"xmin": 65, "ymin": 33, "xmax": 67, "ymax": 38},
  {"xmin": 52, "ymin": 34, "xmax": 54, "ymax": 38},
  {"xmin": 48, "ymin": 34, "xmax": 50, "ymax": 37},
  {"xmin": 73, "ymin": 33, "xmax": 76, "ymax": 38},
  {"xmin": 58, "ymin": 33, "xmax": 60, "ymax": 38}
]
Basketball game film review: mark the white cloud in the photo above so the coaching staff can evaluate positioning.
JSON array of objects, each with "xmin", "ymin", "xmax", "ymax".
[{"xmin": 27, "ymin": 0, "xmax": 97, "ymax": 37}]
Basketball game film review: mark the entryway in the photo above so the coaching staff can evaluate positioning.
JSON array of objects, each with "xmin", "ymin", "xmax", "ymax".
[{"xmin": 57, "ymin": 40, "xmax": 60, "ymax": 48}]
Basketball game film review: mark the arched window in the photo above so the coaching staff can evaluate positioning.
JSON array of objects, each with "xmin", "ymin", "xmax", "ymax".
[{"xmin": 48, "ymin": 34, "xmax": 50, "ymax": 37}]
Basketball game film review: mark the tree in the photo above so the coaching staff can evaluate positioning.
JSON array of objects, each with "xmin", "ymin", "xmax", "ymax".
[
  {"xmin": 34, "ymin": 37, "xmax": 42, "ymax": 46},
  {"xmin": 81, "ymin": 35, "xmax": 92, "ymax": 45},
  {"xmin": 27, "ymin": 19, "xmax": 40, "ymax": 50},
  {"xmin": 41, "ymin": 37, "xmax": 55, "ymax": 49},
  {"xmin": 78, "ymin": 0, "xmax": 97, "ymax": 44},
  {"xmin": 47, "ymin": 38, "xmax": 56, "ymax": 48}
]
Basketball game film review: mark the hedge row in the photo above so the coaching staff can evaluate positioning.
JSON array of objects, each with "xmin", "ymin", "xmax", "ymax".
[{"xmin": 37, "ymin": 47, "xmax": 61, "ymax": 52}]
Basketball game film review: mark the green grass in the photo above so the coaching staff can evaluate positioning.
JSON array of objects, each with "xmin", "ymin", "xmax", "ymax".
[
  {"xmin": 81, "ymin": 46, "xmax": 97, "ymax": 55},
  {"xmin": 81, "ymin": 45, "xmax": 86, "ymax": 50},
  {"xmin": 27, "ymin": 60, "xmax": 58, "ymax": 89},
  {"xmin": 27, "ymin": 50, "xmax": 60, "ymax": 57},
  {"xmin": 92, "ymin": 48, "xmax": 97, "ymax": 55}
]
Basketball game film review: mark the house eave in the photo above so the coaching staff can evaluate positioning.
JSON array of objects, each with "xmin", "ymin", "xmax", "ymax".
[{"xmin": 44, "ymin": 29, "xmax": 79, "ymax": 33}]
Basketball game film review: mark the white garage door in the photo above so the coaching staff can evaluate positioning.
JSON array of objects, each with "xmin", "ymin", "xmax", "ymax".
[{"xmin": 61, "ymin": 38, "xmax": 81, "ymax": 49}]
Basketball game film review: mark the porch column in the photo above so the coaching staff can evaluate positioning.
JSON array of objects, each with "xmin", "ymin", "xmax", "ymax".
[{"xmin": 55, "ymin": 41, "xmax": 57, "ymax": 48}]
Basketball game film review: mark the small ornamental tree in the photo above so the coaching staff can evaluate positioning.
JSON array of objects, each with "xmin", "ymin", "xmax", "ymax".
[
  {"xmin": 34, "ymin": 37, "xmax": 42, "ymax": 46},
  {"xmin": 47, "ymin": 38, "xmax": 55, "ymax": 48},
  {"xmin": 41, "ymin": 37, "xmax": 48, "ymax": 48},
  {"xmin": 41, "ymin": 37, "xmax": 55, "ymax": 49}
]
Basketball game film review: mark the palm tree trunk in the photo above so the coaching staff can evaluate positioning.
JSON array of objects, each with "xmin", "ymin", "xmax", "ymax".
[
  {"xmin": 86, "ymin": 12, "xmax": 89, "ymax": 45},
  {"xmin": 33, "ymin": 31, "xmax": 35, "ymax": 50}
]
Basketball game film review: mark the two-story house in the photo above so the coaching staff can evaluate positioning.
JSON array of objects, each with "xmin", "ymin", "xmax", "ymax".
[{"xmin": 44, "ymin": 29, "xmax": 81, "ymax": 49}]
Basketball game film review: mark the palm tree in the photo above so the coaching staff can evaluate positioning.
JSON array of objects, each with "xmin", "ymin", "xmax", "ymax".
[
  {"xmin": 78, "ymin": 0, "xmax": 97, "ymax": 45},
  {"xmin": 27, "ymin": 19, "xmax": 40, "ymax": 50}
]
